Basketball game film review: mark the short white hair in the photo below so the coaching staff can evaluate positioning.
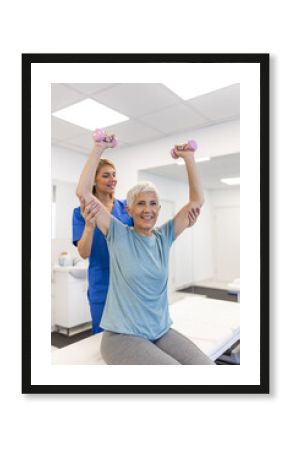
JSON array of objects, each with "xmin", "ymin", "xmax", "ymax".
[{"xmin": 126, "ymin": 181, "xmax": 160, "ymax": 209}]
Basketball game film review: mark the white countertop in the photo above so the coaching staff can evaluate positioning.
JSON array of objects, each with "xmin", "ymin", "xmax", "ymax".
[{"xmin": 53, "ymin": 264, "xmax": 88, "ymax": 272}]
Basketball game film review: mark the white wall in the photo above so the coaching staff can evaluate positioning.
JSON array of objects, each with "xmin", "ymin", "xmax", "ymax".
[
  {"xmin": 209, "ymin": 188, "xmax": 240, "ymax": 282},
  {"xmin": 191, "ymin": 191, "xmax": 215, "ymax": 283},
  {"xmin": 210, "ymin": 188, "xmax": 240, "ymax": 208},
  {"xmin": 52, "ymin": 146, "xmax": 86, "ymax": 183},
  {"xmin": 52, "ymin": 179, "xmax": 79, "ymax": 239}
]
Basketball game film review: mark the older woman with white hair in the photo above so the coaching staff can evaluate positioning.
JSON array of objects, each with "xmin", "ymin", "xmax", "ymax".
[{"xmin": 76, "ymin": 134, "xmax": 215, "ymax": 365}]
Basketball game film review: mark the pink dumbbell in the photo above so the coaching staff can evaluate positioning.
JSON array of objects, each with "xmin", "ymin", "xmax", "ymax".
[
  {"xmin": 170, "ymin": 139, "xmax": 198, "ymax": 159},
  {"xmin": 93, "ymin": 129, "xmax": 117, "ymax": 148}
]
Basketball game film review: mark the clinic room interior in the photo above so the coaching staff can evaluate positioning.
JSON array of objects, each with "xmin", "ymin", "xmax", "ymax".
[{"xmin": 51, "ymin": 81, "xmax": 240, "ymax": 365}]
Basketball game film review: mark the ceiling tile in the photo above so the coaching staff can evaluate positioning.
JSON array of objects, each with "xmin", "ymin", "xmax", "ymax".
[
  {"xmin": 105, "ymin": 120, "xmax": 164, "ymax": 144},
  {"xmin": 91, "ymin": 83, "xmax": 181, "ymax": 118},
  {"xmin": 67, "ymin": 83, "xmax": 119, "ymax": 96},
  {"xmin": 51, "ymin": 116, "xmax": 89, "ymax": 141},
  {"xmin": 64, "ymin": 130, "xmax": 94, "ymax": 151},
  {"xmin": 51, "ymin": 84, "xmax": 84, "ymax": 112},
  {"xmin": 188, "ymin": 84, "xmax": 240, "ymax": 122},
  {"xmin": 139, "ymin": 103, "xmax": 211, "ymax": 134},
  {"xmin": 53, "ymin": 140, "xmax": 89, "ymax": 155}
]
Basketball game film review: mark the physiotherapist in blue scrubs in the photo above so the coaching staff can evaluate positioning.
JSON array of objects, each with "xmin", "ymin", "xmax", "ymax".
[{"xmin": 72, "ymin": 151, "xmax": 133, "ymax": 334}]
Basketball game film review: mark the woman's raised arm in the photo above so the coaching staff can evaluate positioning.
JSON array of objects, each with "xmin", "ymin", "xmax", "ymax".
[{"xmin": 173, "ymin": 148, "xmax": 204, "ymax": 239}]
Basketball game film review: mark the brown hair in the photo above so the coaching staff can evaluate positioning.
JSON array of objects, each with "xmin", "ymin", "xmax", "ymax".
[{"xmin": 92, "ymin": 158, "xmax": 116, "ymax": 196}]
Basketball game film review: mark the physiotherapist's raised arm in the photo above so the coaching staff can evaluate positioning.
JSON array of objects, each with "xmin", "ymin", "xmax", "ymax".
[{"xmin": 76, "ymin": 137, "xmax": 114, "ymax": 236}]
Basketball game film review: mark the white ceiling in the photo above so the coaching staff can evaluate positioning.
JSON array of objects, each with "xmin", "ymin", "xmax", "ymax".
[{"xmin": 51, "ymin": 83, "xmax": 240, "ymax": 190}]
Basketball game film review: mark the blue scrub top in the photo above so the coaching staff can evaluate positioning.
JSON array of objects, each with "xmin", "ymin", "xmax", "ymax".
[{"xmin": 72, "ymin": 199, "xmax": 133, "ymax": 304}]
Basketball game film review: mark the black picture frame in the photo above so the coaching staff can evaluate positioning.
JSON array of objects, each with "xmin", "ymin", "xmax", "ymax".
[{"xmin": 22, "ymin": 53, "xmax": 269, "ymax": 394}]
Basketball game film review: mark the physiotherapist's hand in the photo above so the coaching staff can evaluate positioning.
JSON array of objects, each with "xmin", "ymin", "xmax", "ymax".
[
  {"xmin": 187, "ymin": 206, "xmax": 200, "ymax": 228},
  {"xmin": 80, "ymin": 197, "xmax": 101, "ymax": 229},
  {"xmin": 92, "ymin": 132, "xmax": 116, "ymax": 152}
]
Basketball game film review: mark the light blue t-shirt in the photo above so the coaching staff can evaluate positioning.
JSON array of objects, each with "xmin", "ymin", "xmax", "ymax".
[{"xmin": 100, "ymin": 217, "xmax": 176, "ymax": 340}]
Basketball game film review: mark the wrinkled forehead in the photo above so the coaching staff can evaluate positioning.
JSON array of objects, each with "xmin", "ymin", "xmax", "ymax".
[{"xmin": 134, "ymin": 191, "xmax": 159, "ymax": 203}]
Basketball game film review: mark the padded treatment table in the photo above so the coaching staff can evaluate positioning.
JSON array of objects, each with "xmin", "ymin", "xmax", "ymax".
[{"xmin": 51, "ymin": 294, "xmax": 240, "ymax": 364}]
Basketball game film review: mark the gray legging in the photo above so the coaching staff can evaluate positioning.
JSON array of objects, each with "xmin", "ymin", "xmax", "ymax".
[{"xmin": 100, "ymin": 328, "xmax": 215, "ymax": 365}]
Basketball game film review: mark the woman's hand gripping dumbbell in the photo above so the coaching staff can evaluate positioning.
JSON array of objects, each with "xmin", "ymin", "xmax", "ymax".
[
  {"xmin": 93, "ymin": 128, "xmax": 117, "ymax": 149},
  {"xmin": 170, "ymin": 139, "xmax": 198, "ymax": 159}
]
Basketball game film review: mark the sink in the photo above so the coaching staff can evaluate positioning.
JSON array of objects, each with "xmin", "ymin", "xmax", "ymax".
[
  {"xmin": 68, "ymin": 267, "xmax": 87, "ymax": 279},
  {"xmin": 53, "ymin": 265, "xmax": 88, "ymax": 279}
]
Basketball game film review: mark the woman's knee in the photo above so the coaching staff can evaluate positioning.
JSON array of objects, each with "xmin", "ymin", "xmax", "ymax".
[{"xmin": 156, "ymin": 328, "xmax": 216, "ymax": 365}]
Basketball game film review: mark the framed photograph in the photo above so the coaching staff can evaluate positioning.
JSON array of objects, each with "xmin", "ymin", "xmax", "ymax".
[{"xmin": 22, "ymin": 53, "xmax": 269, "ymax": 394}]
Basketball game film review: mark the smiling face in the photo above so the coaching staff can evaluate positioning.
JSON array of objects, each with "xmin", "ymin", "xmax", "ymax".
[
  {"xmin": 94, "ymin": 164, "xmax": 117, "ymax": 196},
  {"xmin": 127, "ymin": 191, "xmax": 161, "ymax": 236}
]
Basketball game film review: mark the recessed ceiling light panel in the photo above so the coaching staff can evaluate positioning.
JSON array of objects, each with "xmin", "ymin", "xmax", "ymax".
[
  {"xmin": 52, "ymin": 98, "xmax": 129, "ymax": 130},
  {"xmin": 164, "ymin": 65, "xmax": 240, "ymax": 99}
]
